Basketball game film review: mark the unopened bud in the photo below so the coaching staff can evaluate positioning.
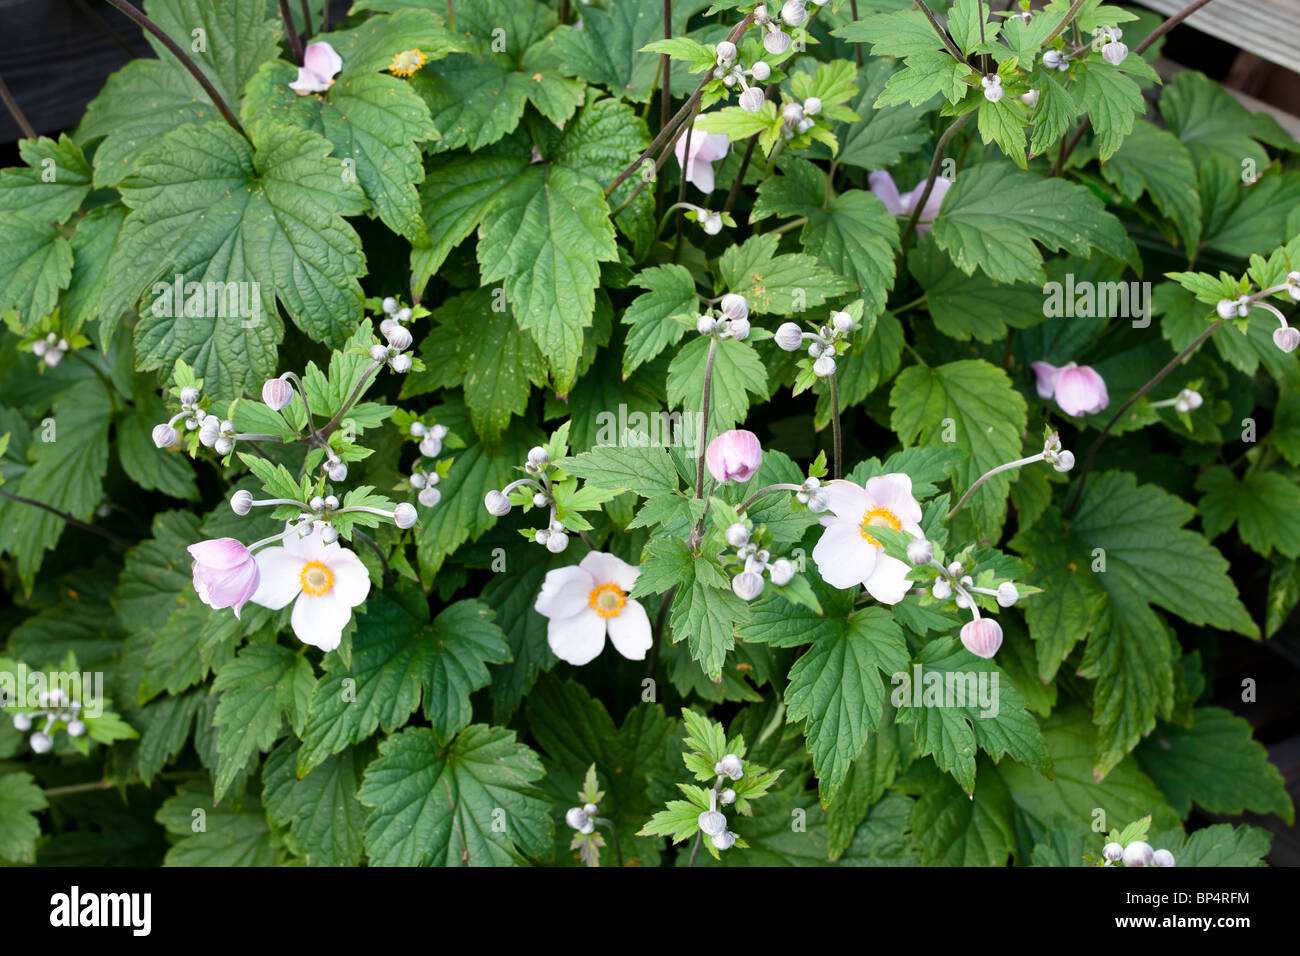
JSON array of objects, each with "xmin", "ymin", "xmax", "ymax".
[
  {"xmin": 775, "ymin": 322, "xmax": 803, "ymax": 351},
  {"xmin": 725, "ymin": 523, "xmax": 750, "ymax": 548},
  {"xmin": 907, "ymin": 539, "xmax": 933, "ymax": 565},
  {"xmin": 711, "ymin": 830, "xmax": 737, "ymax": 850},
  {"xmin": 697, "ymin": 314, "xmax": 718, "ymax": 335},
  {"xmin": 813, "ymin": 354, "xmax": 837, "ymax": 377},
  {"xmin": 418, "ymin": 486, "xmax": 442, "ymax": 508},
  {"xmin": 698, "ymin": 809, "xmax": 727, "ymax": 836},
  {"xmin": 262, "ymin": 377, "xmax": 294, "ymax": 410},
  {"xmin": 716, "ymin": 754, "xmax": 744, "ymax": 779},
  {"xmin": 739, "ymin": 87, "xmax": 766, "ymax": 113},
  {"xmin": 996, "ymin": 582, "xmax": 1019, "ymax": 607},
  {"xmin": 720, "ymin": 293, "xmax": 749, "ymax": 322},
  {"xmin": 1103, "ymin": 842, "xmax": 1124, "ymax": 862},
  {"xmin": 382, "ymin": 296, "xmax": 398, "ymax": 314},
  {"xmin": 546, "ymin": 531, "xmax": 569, "ymax": 553},
  {"xmin": 30, "ymin": 731, "xmax": 52, "ymax": 754},
  {"xmin": 180, "ymin": 386, "xmax": 200, "ymax": 406},
  {"xmin": 716, "ymin": 40, "xmax": 737, "ymax": 63},
  {"xmin": 1123, "ymin": 841, "xmax": 1154, "ymax": 867},
  {"xmin": 385, "ymin": 324, "xmax": 413, "ymax": 351},
  {"xmin": 769, "ymin": 558, "xmax": 794, "ymax": 586},
  {"xmin": 327, "ymin": 460, "xmax": 347, "ymax": 482},
  {"xmin": 152, "ymin": 423, "xmax": 178, "ymax": 448},
  {"xmin": 484, "ymin": 490, "xmax": 512, "ymax": 516},
  {"xmin": 731, "ymin": 570, "xmax": 765, "ymax": 601},
  {"xmin": 231, "ymin": 490, "xmax": 254, "ymax": 515},
  {"xmin": 393, "ymin": 502, "xmax": 417, "ymax": 529},
  {"xmin": 750, "ymin": 60, "xmax": 771, "ymax": 82}
]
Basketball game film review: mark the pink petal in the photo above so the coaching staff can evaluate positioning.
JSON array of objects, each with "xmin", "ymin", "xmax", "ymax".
[
  {"xmin": 868, "ymin": 171, "xmax": 904, "ymax": 216},
  {"xmin": 303, "ymin": 41, "xmax": 342, "ymax": 81}
]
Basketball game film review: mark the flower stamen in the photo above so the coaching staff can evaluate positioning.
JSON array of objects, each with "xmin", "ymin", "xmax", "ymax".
[
  {"xmin": 300, "ymin": 560, "xmax": 335, "ymax": 597},
  {"xmin": 389, "ymin": 49, "xmax": 427, "ymax": 77},
  {"xmin": 859, "ymin": 506, "xmax": 901, "ymax": 549},
  {"xmin": 588, "ymin": 582, "xmax": 626, "ymax": 619}
]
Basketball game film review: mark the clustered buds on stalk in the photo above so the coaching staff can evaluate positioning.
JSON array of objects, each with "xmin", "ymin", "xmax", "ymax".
[
  {"xmin": 776, "ymin": 309, "xmax": 857, "ymax": 378},
  {"xmin": 1042, "ymin": 49, "xmax": 1068, "ymax": 71},
  {"xmin": 406, "ymin": 421, "xmax": 449, "ymax": 508},
  {"xmin": 697, "ymin": 293, "xmax": 751, "ymax": 341},
  {"xmin": 151, "ymin": 382, "xmax": 209, "ymax": 449},
  {"xmin": 378, "ymin": 295, "xmax": 414, "ymax": 342},
  {"xmin": 1217, "ymin": 279, "xmax": 1300, "ymax": 353},
  {"xmin": 12, "ymin": 688, "xmax": 84, "ymax": 754},
  {"xmin": 1099, "ymin": 839, "xmax": 1175, "ymax": 868},
  {"xmin": 1094, "ymin": 25, "xmax": 1128, "ymax": 65},
  {"xmin": 1042, "ymin": 431, "xmax": 1075, "ymax": 472},
  {"xmin": 697, "ymin": 755, "xmax": 744, "ymax": 851},
  {"xmin": 483, "ymin": 445, "xmax": 572, "ymax": 551},
  {"xmin": 980, "ymin": 74, "xmax": 1003, "ymax": 103},
  {"xmin": 30, "ymin": 332, "xmax": 70, "ymax": 369},
  {"xmin": 720, "ymin": 521, "xmax": 796, "ymax": 601},
  {"xmin": 685, "ymin": 204, "xmax": 725, "ymax": 235},
  {"xmin": 906, "ymin": 545, "xmax": 1024, "ymax": 659},
  {"xmin": 795, "ymin": 475, "xmax": 830, "ymax": 512}
]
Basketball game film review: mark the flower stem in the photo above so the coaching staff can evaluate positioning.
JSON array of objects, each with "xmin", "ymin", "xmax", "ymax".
[
  {"xmin": 694, "ymin": 338, "xmax": 719, "ymax": 501},
  {"xmin": 0, "ymin": 488, "xmax": 132, "ymax": 548},
  {"xmin": 661, "ymin": 0, "xmax": 672, "ymax": 134},
  {"xmin": 278, "ymin": 0, "xmax": 305, "ymax": 68},
  {"xmin": 0, "ymin": 69, "xmax": 36, "ymax": 140},
  {"xmin": 737, "ymin": 483, "xmax": 803, "ymax": 514},
  {"xmin": 104, "ymin": 0, "xmax": 249, "ymax": 141},
  {"xmin": 898, "ymin": 112, "xmax": 971, "ymax": 261},
  {"xmin": 916, "ymin": 0, "xmax": 970, "ymax": 65},
  {"xmin": 1041, "ymin": 0, "xmax": 1087, "ymax": 46},
  {"xmin": 318, "ymin": 360, "xmax": 383, "ymax": 442},
  {"xmin": 299, "ymin": 0, "xmax": 313, "ymax": 38},
  {"xmin": 948, "ymin": 454, "xmax": 1044, "ymax": 519},
  {"xmin": 1064, "ymin": 320, "xmax": 1221, "ymax": 517},
  {"xmin": 830, "ymin": 371, "xmax": 842, "ymax": 479}
]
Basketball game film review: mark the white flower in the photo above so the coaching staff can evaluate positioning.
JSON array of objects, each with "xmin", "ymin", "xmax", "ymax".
[
  {"xmin": 812, "ymin": 475, "xmax": 923, "ymax": 604},
  {"xmin": 250, "ymin": 526, "xmax": 371, "ymax": 652},
  {"xmin": 534, "ymin": 552, "xmax": 652, "ymax": 665}
]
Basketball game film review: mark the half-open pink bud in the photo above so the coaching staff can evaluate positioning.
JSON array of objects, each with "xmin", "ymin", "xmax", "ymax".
[
  {"xmin": 187, "ymin": 538, "xmax": 260, "ymax": 619},
  {"xmin": 960, "ymin": 618, "xmax": 1003, "ymax": 658},
  {"xmin": 262, "ymin": 377, "xmax": 293, "ymax": 410},
  {"xmin": 705, "ymin": 429, "xmax": 762, "ymax": 483}
]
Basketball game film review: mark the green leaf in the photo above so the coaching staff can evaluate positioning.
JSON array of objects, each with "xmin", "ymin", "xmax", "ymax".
[
  {"xmin": 263, "ymin": 739, "xmax": 368, "ymax": 867},
  {"xmin": 141, "ymin": 0, "xmax": 282, "ymax": 106},
  {"xmin": 156, "ymin": 783, "xmax": 278, "ymax": 866},
  {"xmin": 750, "ymin": 157, "xmax": 899, "ymax": 316},
  {"xmin": 77, "ymin": 60, "xmax": 220, "ymax": 188},
  {"xmin": 833, "ymin": 62, "xmax": 932, "ymax": 172},
  {"xmin": 667, "ymin": 334, "xmax": 768, "ymax": 435},
  {"xmin": 621, "ymin": 264, "xmax": 697, "ymax": 377},
  {"xmin": 977, "ymin": 95, "xmax": 1028, "ymax": 169},
  {"xmin": 785, "ymin": 607, "xmax": 909, "ymax": 802},
  {"xmin": 899, "ymin": 758, "xmax": 1015, "ymax": 866},
  {"xmin": 1196, "ymin": 466, "xmax": 1300, "ymax": 559},
  {"xmin": 357, "ymin": 724, "xmax": 553, "ymax": 866},
  {"xmin": 0, "ymin": 135, "xmax": 93, "ymax": 226},
  {"xmin": 297, "ymin": 593, "xmax": 509, "ymax": 775},
  {"xmin": 557, "ymin": 0, "xmax": 706, "ymax": 101},
  {"xmin": 997, "ymin": 705, "xmax": 1180, "ymax": 837},
  {"xmin": 1161, "ymin": 69, "xmax": 1286, "ymax": 170},
  {"xmin": 1152, "ymin": 823, "xmax": 1271, "ymax": 867},
  {"xmin": 0, "ymin": 216, "xmax": 72, "ymax": 330},
  {"xmin": 1100, "ymin": 119, "xmax": 1201, "ymax": 251},
  {"xmin": 241, "ymin": 62, "xmax": 438, "ymax": 243},
  {"xmin": 411, "ymin": 0, "xmax": 582, "ymax": 152},
  {"xmin": 478, "ymin": 164, "xmax": 617, "ymax": 394},
  {"xmin": 669, "ymin": 565, "xmax": 745, "ymax": 681},
  {"xmin": 1073, "ymin": 60, "xmax": 1143, "ymax": 161},
  {"xmin": 560, "ymin": 443, "xmax": 680, "ymax": 498},
  {"xmin": 1136, "ymin": 707, "xmax": 1294, "ymax": 824},
  {"xmin": 889, "ymin": 359, "xmax": 1028, "ymax": 539},
  {"xmin": 435, "ymin": 288, "xmax": 547, "ymax": 442},
  {"xmin": 118, "ymin": 379, "xmax": 199, "ymax": 501},
  {"xmin": 211, "ymin": 643, "xmax": 316, "ymax": 801},
  {"xmin": 717, "ymin": 233, "xmax": 855, "ymax": 314},
  {"xmin": 931, "ymin": 161, "xmax": 1136, "ymax": 285},
  {"xmin": 908, "ymin": 234, "xmax": 1045, "ymax": 342},
  {"xmin": 1028, "ymin": 74, "xmax": 1079, "ymax": 157},
  {"xmin": 0, "ymin": 380, "xmax": 111, "ymax": 589},
  {"xmin": 102, "ymin": 121, "xmax": 368, "ymax": 399},
  {"xmin": 0, "ymin": 773, "xmax": 47, "ymax": 864},
  {"xmin": 894, "ymin": 638, "xmax": 1050, "ymax": 794},
  {"xmin": 62, "ymin": 205, "xmax": 129, "ymax": 333}
]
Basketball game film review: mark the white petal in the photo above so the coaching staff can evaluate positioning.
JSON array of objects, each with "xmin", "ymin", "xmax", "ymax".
[
  {"xmin": 327, "ymin": 546, "xmax": 371, "ymax": 607},
  {"xmin": 822, "ymin": 479, "xmax": 872, "ymax": 521},
  {"xmin": 535, "ymin": 566, "xmax": 595, "ymax": 620},
  {"xmin": 284, "ymin": 528, "xmax": 327, "ymax": 560},
  {"xmin": 290, "ymin": 591, "xmax": 352, "ymax": 651},
  {"xmin": 578, "ymin": 551, "xmax": 639, "ymax": 591},
  {"xmin": 249, "ymin": 546, "xmax": 302, "ymax": 610},
  {"xmin": 863, "ymin": 553, "xmax": 913, "ymax": 605},
  {"xmin": 864, "ymin": 473, "xmax": 922, "ymax": 525},
  {"xmin": 607, "ymin": 599, "xmax": 652, "ymax": 660},
  {"xmin": 547, "ymin": 609, "xmax": 607, "ymax": 666},
  {"xmin": 813, "ymin": 522, "xmax": 876, "ymax": 590}
]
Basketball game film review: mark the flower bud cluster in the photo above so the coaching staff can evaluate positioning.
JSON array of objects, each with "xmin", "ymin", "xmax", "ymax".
[
  {"xmin": 151, "ymin": 383, "xmax": 208, "ymax": 450},
  {"xmin": 30, "ymin": 332, "xmax": 70, "ymax": 369},
  {"xmin": 370, "ymin": 298, "xmax": 416, "ymax": 372},
  {"xmin": 484, "ymin": 445, "xmax": 573, "ymax": 552},
  {"xmin": 1099, "ymin": 839, "xmax": 1175, "ymax": 868},
  {"xmin": 697, "ymin": 293, "xmax": 751, "ymax": 341},
  {"xmin": 12, "ymin": 689, "xmax": 84, "ymax": 754},
  {"xmin": 697, "ymin": 755, "xmax": 744, "ymax": 851},
  {"xmin": 720, "ymin": 521, "xmax": 796, "ymax": 601},
  {"xmin": 907, "ymin": 547, "xmax": 1022, "ymax": 659},
  {"xmin": 407, "ymin": 421, "xmax": 449, "ymax": 508},
  {"xmin": 775, "ymin": 309, "xmax": 857, "ymax": 378}
]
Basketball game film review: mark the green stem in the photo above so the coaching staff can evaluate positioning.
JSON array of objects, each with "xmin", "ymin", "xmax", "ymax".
[
  {"xmin": 0, "ymin": 487, "xmax": 132, "ymax": 548},
  {"xmin": 897, "ymin": 112, "xmax": 971, "ymax": 261},
  {"xmin": 830, "ymin": 371, "xmax": 842, "ymax": 479}
]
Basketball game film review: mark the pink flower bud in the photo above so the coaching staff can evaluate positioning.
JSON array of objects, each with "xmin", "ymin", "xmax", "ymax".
[
  {"xmin": 705, "ymin": 429, "xmax": 763, "ymax": 483},
  {"xmin": 1035, "ymin": 361, "xmax": 1109, "ymax": 417},
  {"xmin": 1274, "ymin": 326, "xmax": 1300, "ymax": 353},
  {"xmin": 775, "ymin": 322, "xmax": 803, "ymax": 351},
  {"xmin": 262, "ymin": 377, "xmax": 294, "ymax": 410},
  {"xmin": 152, "ymin": 423, "xmax": 178, "ymax": 448},
  {"xmin": 960, "ymin": 618, "xmax": 1003, "ymax": 658},
  {"xmin": 187, "ymin": 538, "xmax": 260, "ymax": 619}
]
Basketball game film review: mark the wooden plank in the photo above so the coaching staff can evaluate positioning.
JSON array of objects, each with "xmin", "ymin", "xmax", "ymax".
[{"xmin": 1136, "ymin": 0, "xmax": 1300, "ymax": 74}]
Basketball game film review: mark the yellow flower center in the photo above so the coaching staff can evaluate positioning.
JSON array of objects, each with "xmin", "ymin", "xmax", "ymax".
[
  {"xmin": 588, "ymin": 582, "xmax": 626, "ymax": 620},
  {"xmin": 859, "ymin": 506, "xmax": 901, "ymax": 549},
  {"xmin": 300, "ymin": 560, "xmax": 335, "ymax": 597},
  {"xmin": 389, "ymin": 49, "xmax": 428, "ymax": 77}
]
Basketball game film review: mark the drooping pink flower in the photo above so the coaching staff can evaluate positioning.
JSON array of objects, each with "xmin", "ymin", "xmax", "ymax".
[
  {"xmin": 705, "ymin": 430, "xmax": 762, "ymax": 483},
  {"xmin": 869, "ymin": 170, "xmax": 951, "ymax": 234},
  {"xmin": 1032, "ymin": 361, "xmax": 1109, "ymax": 417},
  {"xmin": 187, "ymin": 538, "xmax": 260, "ymax": 618},
  {"xmin": 675, "ymin": 124, "xmax": 731, "ymax": 193},
  {"xmin": 289, "ymin": 41, "xmax": 342, "ymax": 95}
]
